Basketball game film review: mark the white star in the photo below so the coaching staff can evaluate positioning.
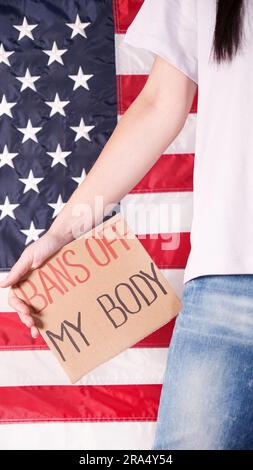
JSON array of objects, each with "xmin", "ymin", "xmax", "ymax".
[
  {"xmin": 0, "ymin": 145, "xmax": 18, "ymax": 168},
  {"xmin": 45, "ymin": 93, "xmax": 70, "ymax": 117},
  {"xmin": 17, "ymin": 119, "xmax": 42, "ymax": 143},
  {"xmin": 69, "ymin": 66, "xmax": 93, "ymax": 91},
  {"xmin": 16, "ymin": 68, "xmax": 40, "ymax": 92},
  {"xmin": 0, "ymin": 95, "xmax": 16, "ymax": 118},
  {"xmin": 19, "ymin": 170, "xmax": 43, "ymax": 193},
  {"xmin": 13, "ymin": 16, "xmax": 38, "ymax": 40},
  {"xmin": 66, "ymin": 14, "xmax": 91, "ymax": 38},
  {"xmin": 72, "ymin": 168, "xmax": 86, "ymax": 185},
  {"xmin": 21, "ymin": 221, "xmax": 44, "ymax": 245},
  {"xmin": 46, "ymin": 144, "xmax": 71, "ymax": 167},
  {"xmin": 48, "ymin": 195, "xmax": 65, "ymax": 218},
  {"xmin": 70, "ymin": 118, "xmax": 95, "ymax": 142},
  {"xmin": 0, "ymin": 196, "xmax": 19, "ymax": 220},
  {"xmin": 0, "ymin": 43, "xmax": 14, "ymax": 66},
  {"xmin": 43, "ymin": 41, "xmax": 67, "ymax": 66}
]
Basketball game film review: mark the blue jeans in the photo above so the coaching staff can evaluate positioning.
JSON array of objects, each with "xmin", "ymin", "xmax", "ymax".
[{"xmin": 152, "ymin": 275, "xmax": 253, "ymax": 450}]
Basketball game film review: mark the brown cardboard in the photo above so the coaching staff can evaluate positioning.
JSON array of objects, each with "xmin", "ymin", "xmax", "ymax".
[{"xmin": 13, "ymin": 213, "xmax": 182, "ymax": 383}]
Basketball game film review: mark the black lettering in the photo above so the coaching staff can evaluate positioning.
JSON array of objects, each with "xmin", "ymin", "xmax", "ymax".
[
  {"xmin": 46, "ymin": 311, "xmax": 90, "ymax": 361},
  {"xmin": 139, "ymin": 262, "xmax": 167, "ymax": 295},
  {"xmin": 115, "ymin": 282, "xmax": 141, "ymax": 313},
  {"xmin": 97, "ymin": 294, "xmax": 127, "ymax": 328},
  {"xmin": 129, "ymin": 274, "xmax": 158, "ymax": 305}
]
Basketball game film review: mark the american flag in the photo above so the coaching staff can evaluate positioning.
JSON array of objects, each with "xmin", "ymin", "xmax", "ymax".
[{"xmin": 0, "ymin": 0, "xmax": 197, "ymax": 449}]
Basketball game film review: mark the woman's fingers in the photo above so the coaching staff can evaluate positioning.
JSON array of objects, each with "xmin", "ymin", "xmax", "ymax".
[
  {"xmin": 18, "ymin": 311, "xmax": 40, "ymax": 338},
  {"xmin": 30, "ymin": 325, "xmax": 40, "ymax": 338},
  {"xmin": 19, "ymin": 312, "xmax": 34, "ymax": 328},
  {"xmin": 8, "ymin": 288, "xmax": 31, "ymax": 316},
  {"xmin": 8, "ymin": 288, "xmax": 40, "ymax": 338},
  {"xmin": 0, "ymin": 252, "xmax": 31, "ymax": 288}
]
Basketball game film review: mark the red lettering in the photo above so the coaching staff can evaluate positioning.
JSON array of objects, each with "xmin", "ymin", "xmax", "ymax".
[
  {"xmin": 85, "ymin": 238, "xmax": 111, "ymax": 266},
  {"xmin": 62, "ymin": 249, "xmax": 90, "ymax": 284},
  {"xmin": 99, "ymin": 223, "xmax": 130, "ymax": 258},
  {"xmin": 38, "ymin": 268, "xmax": 65, "ymax": 304},
  {"xmin": 47, "ymin": 258, "xmax": 76, "ymax": 292}
]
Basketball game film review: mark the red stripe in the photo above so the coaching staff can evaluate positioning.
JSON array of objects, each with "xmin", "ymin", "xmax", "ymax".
[
  {"xmin": 0, "ymin": 384, "xmax": 162, "ymax": 423},
  {"xmin": 0, "ymin": 312, "xmax": 175, "ymax": 350},
  {"xmin": 113, "ymin": 0, "xmax": 144, "ymax": 33},
  {"xmin": 138, "ymin": 232, "xmax": 191, "ymax": 268},
  {"xmin": 137, "ymin": 318, "xmax": 175, "ymax": 348},
  {"xmin": 117, "ymin": 75, "xmax": 198, "ymax": 115},
  {"xmin": 0, "ymin": 313, "xmax": 46, "ymax": 350},
  {"xmin": 131, "ymin": 154, "xmax": 194, "ymax": 193}
]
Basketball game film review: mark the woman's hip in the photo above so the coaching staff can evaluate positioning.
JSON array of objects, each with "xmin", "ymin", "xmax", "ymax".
[{"xmin": 176, "ymin": 273, "xmax": 253, "ymax": 344}]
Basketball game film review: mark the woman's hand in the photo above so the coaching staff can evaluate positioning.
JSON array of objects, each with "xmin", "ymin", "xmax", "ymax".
[{"xmin": 0, "ymin": 231, "xmax": 65, "ymax": 338}]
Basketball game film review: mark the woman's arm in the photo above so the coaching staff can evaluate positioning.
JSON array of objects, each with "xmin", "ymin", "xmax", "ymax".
[
  {"xmin": 48, "ymin": 55, "xmax": 197, "ymax": 245},
  {"xmin": 0, "ymin": 55, "xmax": 197, "ymax": 336}
]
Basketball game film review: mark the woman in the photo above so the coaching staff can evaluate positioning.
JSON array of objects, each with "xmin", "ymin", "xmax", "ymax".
[{"xmin": 1, "ymin": 0, "xmax": 252, "ymax": 450}]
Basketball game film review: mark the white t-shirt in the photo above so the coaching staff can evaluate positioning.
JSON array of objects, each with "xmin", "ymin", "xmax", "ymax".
[{"xmin": 123, "ymin": 0, "xmax": 253, "ymax": 284}]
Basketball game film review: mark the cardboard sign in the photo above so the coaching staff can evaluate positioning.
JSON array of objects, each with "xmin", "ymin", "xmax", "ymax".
[{"xmin": 14, "ymin": 213, "xmax": 182, "ymax": 383}]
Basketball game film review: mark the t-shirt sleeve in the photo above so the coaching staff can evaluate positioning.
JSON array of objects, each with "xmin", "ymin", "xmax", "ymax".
[{"xmin": 123, "ymin": 0, "xmax": 198, "ymax": 85}]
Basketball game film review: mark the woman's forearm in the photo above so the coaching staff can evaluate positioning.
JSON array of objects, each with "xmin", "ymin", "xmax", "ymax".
[{"xmin": 48, "ymin": 89, "xmax": 186, "ymax": 245}]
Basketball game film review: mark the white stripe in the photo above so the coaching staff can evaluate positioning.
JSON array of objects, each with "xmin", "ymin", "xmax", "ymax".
[
  {"xmin": 0, "ymin": 421, "xmax": 157, "ymax": 450},
  {"xmin": 0, "ymin": 273, "xmax": 10, "ymax": 311},
  {"xmin": 166, "ymin": 113, "xmax": 196, "ymax": 154},
  {"xmin": 120, "ymin": 192, "xmax": 193, "ymax": 235},
  {"xmin": 162, "ymin": 268, "xmax": 185, "ymax": 299},
  {"xmin": 118, "ymin": 113, "xmax": 197, "ymax": 154},
  {"xmin": 0, "ymin": 347, "xmax": 168, "ymax": 387}
]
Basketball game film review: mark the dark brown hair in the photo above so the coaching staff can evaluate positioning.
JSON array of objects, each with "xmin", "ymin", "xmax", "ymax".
[{"xmin": 212, "ymin": 0, "xmax": 246, "ymax": 63}]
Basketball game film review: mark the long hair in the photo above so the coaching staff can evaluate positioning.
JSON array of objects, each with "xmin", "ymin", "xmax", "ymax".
[{"xmin": 212, "ymin": 0, "xmax": 246, "ymax": 63}]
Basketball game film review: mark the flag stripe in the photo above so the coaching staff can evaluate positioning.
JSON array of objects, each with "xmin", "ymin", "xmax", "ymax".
[
  {"xmin": 0, "ymin": 348, "xmax": 169, "ymax": 386},
  {"xmin": 138, "ymin": 232, "xmax": 190, "ymax": 268},
  {"xmin": 0, "ymin": 421, "xmax": 156, "ymax": 450},
  {"xmin": 130, "ymin": 153, "xmax": 194, "ymax": 194},
  {"xmin": 0, "ymin": 384, "xmax": 161, "ymax": 424},
  {"xmin": 113, "ymin": 0, "xmax": 144, "ymax": 33},
  {"xmin": 120, "ymin": 192, "xmax": 193, "ymax": 234}
]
